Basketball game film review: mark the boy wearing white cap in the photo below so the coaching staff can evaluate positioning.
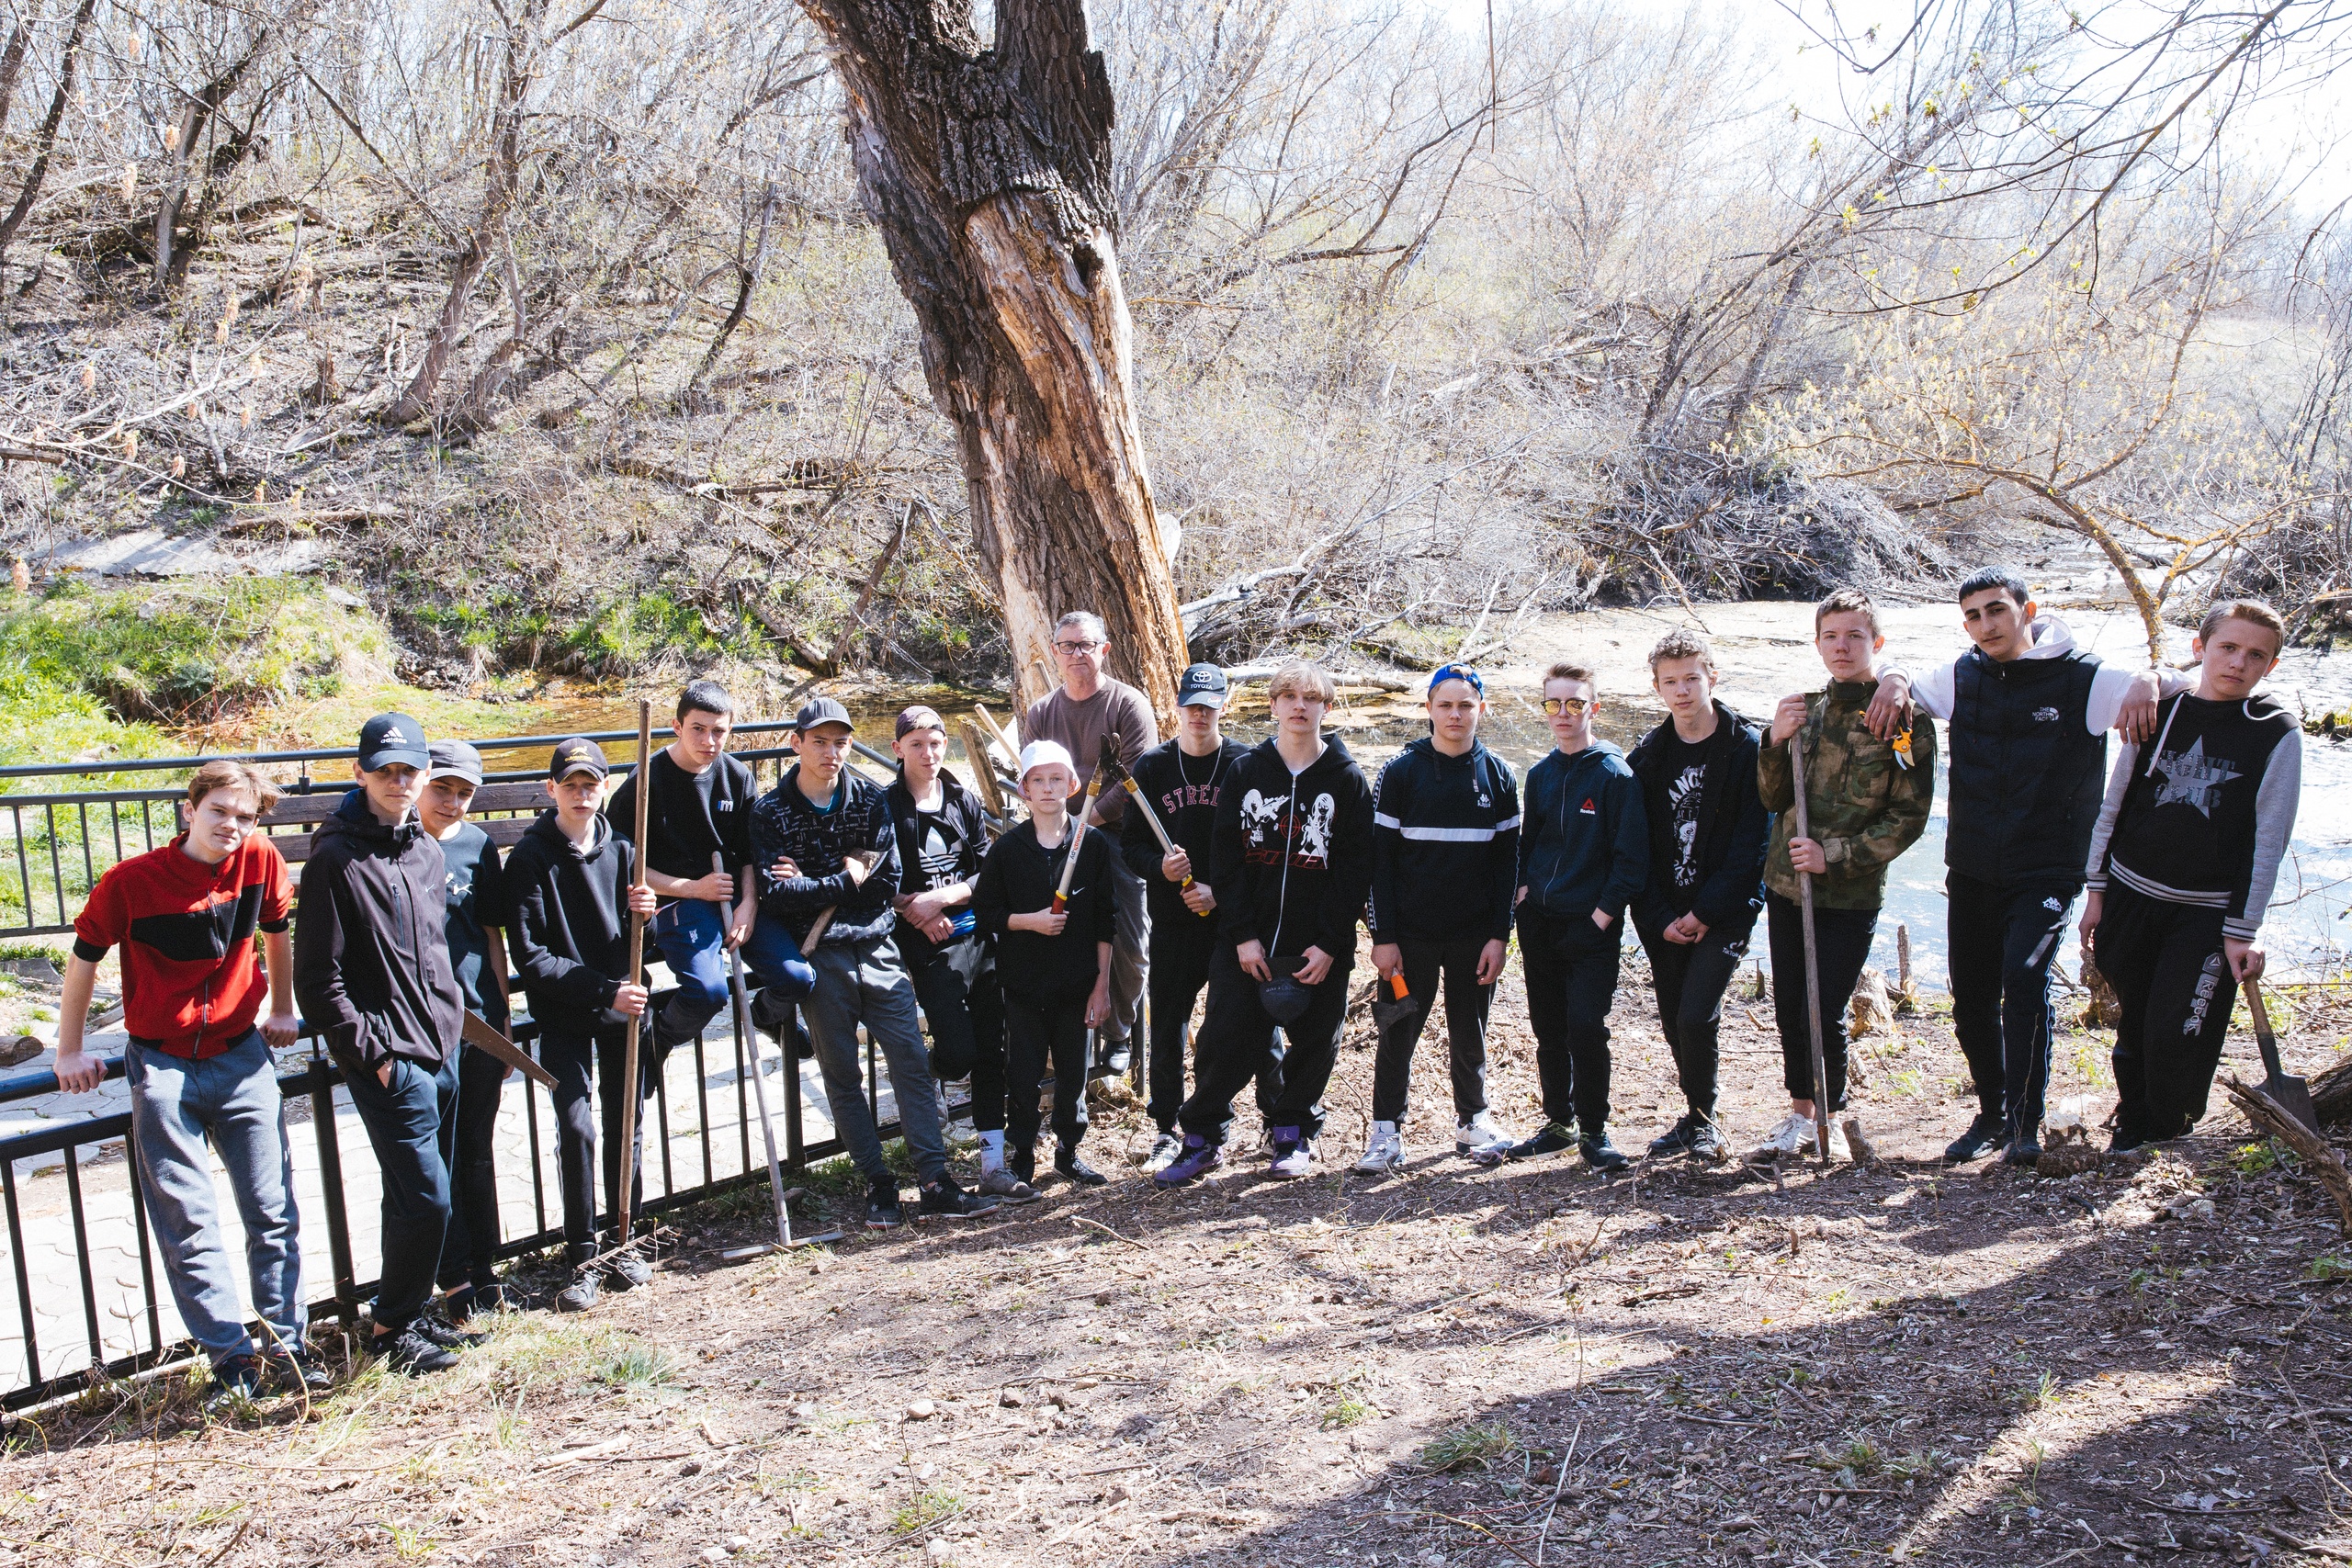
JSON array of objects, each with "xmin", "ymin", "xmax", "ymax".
[{"xmin": 974, "ymin": 741, "xmax": 1117, "ymax": 1187}]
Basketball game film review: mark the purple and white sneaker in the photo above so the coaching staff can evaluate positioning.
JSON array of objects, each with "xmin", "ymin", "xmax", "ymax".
[
  {"xmin": 1154, "ymin": 1134, "xmax": 1224, "ymax": 1188},
  {"xmin": 1267, "ymin": 1126, "xmax": 1313, "ymax": 1179}
]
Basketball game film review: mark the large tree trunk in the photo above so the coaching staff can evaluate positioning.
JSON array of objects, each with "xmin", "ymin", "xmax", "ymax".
[{"xmin": 789, "ymin": 0, "xmax": 1185, "ymax": 721}]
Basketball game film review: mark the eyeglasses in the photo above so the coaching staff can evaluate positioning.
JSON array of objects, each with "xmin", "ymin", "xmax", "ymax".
[
  {"xmin": 1542, "ymin": 696, "xmax": 1591, "ymax": 716},
  {"xmin": 1052, "ymin": 639, "xmax": 1102, "ymax": 654}
]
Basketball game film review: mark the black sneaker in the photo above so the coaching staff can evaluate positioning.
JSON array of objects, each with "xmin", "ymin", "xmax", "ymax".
[
  {"xmin": 866, "ymin": 1179, "xmax": 905, "ymax": 1228},
  {"xmin": 1009, "ymin": 1145, "xmax": 1036, "ymax": 1185},
  {"xmin": 916, "ymin": 1177, "xmax": 1000, "ymax": 1220},
  {"xmin": 208, "ymin": 1352, "xmax": 265, "ymax": 1405},
  {"xmin": 555, "ymin": 1269, "xmax": 602, "ymax": 1313},
  {"xmin": 1056, "ymin": 1145, "xmax": 1108, "ymax": 1187},
  {"xmin": 453, "ymin": 1280, "xmax": 525, "ymax": 1317},
  {"xmin": 2001, "ymin": 1137, "xmax": 2042, "ymax": 1169},
  {"xmin": 374, "ymin": 1325, "xmax": 460, "ymax": 1376},
  {"xmin": 2109, "ymin": 1122, "xmax": 2151, "ymax": 1155},
  {"xmin": 1580, "ymin": 1134, "xmax": 1630, "ymax": 1172},
  {"xmin": 412, "ymin": 1314, "xmax": 487, "ymax": 1351},
  {"xmin": 261, "ymin": 1345, "xmax": 334, "ymax": 1394},
  {"xmin": 604, "ymin": 1252, "xmax": 652, "ymax": 1292},
  {"xmin": 1943, "ymin": 1112, "xmax": 2007, "ymax": 1166},
  {"xmin": 1647, "ymin": 1114, "xmax": 1702, "ymax": 1158},
  {"xmin": 1509, "ymin": 1122, "xmax": 1578, "ymax": 1160},
  {"xmin": 1687, "ymin": 1116, "xmax": 1728, "ymax": 1162}
]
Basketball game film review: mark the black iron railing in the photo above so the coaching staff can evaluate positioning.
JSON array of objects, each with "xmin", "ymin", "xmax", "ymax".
[{"xmin": 0, "ymin": 723, "xmax": 991, "ymax": 1412}]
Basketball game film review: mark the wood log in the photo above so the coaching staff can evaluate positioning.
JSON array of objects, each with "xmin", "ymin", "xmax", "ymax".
[
  {"xmin": 2223, "ymin": 1074, "xmax": 2352, "ymax": 1236},
  {"xmin": 788, "ymin": 0, "xmax": 1186, "ymax": 724},
  {"xmin": 2308, "ymin": 1054, "xmax": 2352, "ymax": 1127}
]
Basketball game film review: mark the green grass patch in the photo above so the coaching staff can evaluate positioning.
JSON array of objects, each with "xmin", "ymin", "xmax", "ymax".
[
  {"xmin": 1419, "ymin": 1420, "xmax": 1517, "ymax": 1473},
  {"xmin": 889, "ymin": 1488, "xmax": 961, "ymax": 1534}
]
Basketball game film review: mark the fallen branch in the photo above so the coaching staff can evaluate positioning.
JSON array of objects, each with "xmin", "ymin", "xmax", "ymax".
[{"xmin": 2222, "ymin": 1074, "xmax": 2352, "ymax": 1235}]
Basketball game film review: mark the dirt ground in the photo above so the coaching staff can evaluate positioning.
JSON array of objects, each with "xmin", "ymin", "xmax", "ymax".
[{"xmin": 9, "ymin": 947, "xmax": 2352, "ymax": 1568}]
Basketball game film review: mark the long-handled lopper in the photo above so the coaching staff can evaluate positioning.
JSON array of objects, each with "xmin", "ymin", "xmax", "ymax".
[
  {"xmin": 1093, "ymin": 743, "xmax": 1208, "ymax": 916},
  {"xmin": 718, "ymin": 852, "xmax": 843, "ymax": 1251}
]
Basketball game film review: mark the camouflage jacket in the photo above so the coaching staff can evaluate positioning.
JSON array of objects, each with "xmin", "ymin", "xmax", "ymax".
[{"xmin": 1756, "ymin": 679, "xmax": 1937, "ymax": 910}]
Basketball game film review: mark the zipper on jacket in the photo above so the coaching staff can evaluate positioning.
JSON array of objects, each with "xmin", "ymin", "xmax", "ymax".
[{"xmin": 1274, "ymin": 766, "xmax": 1300, "ymax": 954}]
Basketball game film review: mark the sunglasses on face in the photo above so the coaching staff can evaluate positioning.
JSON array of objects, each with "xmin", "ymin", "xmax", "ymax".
[{"xmin": 1542, "ymin": 696, "xmax": 1591, "ymax": 716}]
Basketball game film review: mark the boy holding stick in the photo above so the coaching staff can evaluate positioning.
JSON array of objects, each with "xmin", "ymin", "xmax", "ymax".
[
  {"xmin": 1752, "ymin": 593, "xmax": 1936, "ymax": 1162},
  {"xmin": 974, "ymin": 740, "xmax": 1116, "ymax": 1187},
  {"xmin": 2083, "ymin": 601, "xmax": 2301, "ymax": 1150},
  {"xmin": 500, "ymin": 738, "xmax": 660, "ymax": 1310},
  {"xmin": 1118, "ymin": 663, "xmax": 1250, "ymax": 1171}
]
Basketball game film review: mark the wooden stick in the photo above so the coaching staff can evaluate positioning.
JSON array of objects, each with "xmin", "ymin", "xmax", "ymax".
[
  {"xmin": 614, "ymin": 699, "xmax": 653, "ymax": 1246},
  {"xmin": 1788, "ymin": 739, "xmax": 1835, "ymax": 1169}
]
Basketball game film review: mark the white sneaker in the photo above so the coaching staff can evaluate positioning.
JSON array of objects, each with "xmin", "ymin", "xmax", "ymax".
[
  {"xmin": 1749, "ymin": 1112, "xmax": 1849, "ymax": 1162},
  {"xmin": 1147, "ymin": 1131, "xmax": 1183, "ymax": 1173},
  {"xmin": 1455, "ymin": 1111, "xmax": 1514, "ymax": 1160},
  {"xmin": 1354, "ymin": 1122, "xmax": 1404, "ymax": 1173}
]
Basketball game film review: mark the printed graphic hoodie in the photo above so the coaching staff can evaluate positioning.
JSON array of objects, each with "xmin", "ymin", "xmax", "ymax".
[
  {"xmin": 2086, "ymin": 690, "xmax": 2301, "ymax": 940},
  {"xmin": 1211, "ymin": 735, "xmax": 1374, "ymax": 966}
]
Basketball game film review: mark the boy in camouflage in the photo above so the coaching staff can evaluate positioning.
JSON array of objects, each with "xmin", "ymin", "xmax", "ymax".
[{"xmin": 1752, "ymin": 591, "xmax": 1937, "ymax": 1160}]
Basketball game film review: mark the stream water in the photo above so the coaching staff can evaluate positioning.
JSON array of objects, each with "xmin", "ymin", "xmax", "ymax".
[{"xmin": 500, "ymin": 600, "xmax": 2352, "ymax": 985}]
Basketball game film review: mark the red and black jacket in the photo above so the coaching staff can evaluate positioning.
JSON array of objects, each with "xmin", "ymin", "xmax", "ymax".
[{"xmin": 74, "ymin": 835, "xmax": 293, "ymax": 1058}]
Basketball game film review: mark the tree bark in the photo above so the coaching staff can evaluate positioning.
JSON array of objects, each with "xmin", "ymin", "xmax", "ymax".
[{"xmin": 789, "ymin": 0, "xmax": 1185, "ymax": 721}]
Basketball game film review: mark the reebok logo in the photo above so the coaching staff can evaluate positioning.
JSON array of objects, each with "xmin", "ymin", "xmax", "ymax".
[{"xmin": 1578, "ymin": 797, "xmax": 1597, "ymax": 816}]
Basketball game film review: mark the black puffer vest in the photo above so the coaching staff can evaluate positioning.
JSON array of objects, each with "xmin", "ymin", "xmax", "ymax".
[{"xmin": 1946, "ymin": 648, "xmax": 2105, "ymax": 887}]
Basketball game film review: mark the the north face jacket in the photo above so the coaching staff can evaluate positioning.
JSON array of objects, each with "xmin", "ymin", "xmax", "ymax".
[{"xmin": 293, "ymin": 790, "xmax": 464, "ymax": 1075}]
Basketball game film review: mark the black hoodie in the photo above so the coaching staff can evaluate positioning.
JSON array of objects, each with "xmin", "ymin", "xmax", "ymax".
[
  {"xmin": 294, "ymin": 789, "xmax": 464, "ymax": 1077},
  {"xmin": 885, "ymin": 766, "xmax": 991, "ymax": 957},
  {"xmin": 1624, "ymin": 700, "xmax": 1769, "ymax": 934},
  {"xmin": 1212, "ymin": 734, "xmax": 1374, "ymax": 964},
  {"xmin": 501, "ymin": 809, "xmax": 641, "ymax": 1035},
  {"xmin": 973, "ymin": 819, "xmax": 1116, "ymax": 1000}
]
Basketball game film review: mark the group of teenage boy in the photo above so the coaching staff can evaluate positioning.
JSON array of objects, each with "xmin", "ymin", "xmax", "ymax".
[{"xmin": 45, "ymin": 581, "xmax": 2301, "ymax": 1403}]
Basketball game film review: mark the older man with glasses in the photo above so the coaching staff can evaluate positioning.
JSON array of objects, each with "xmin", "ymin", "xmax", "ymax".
[{"xmin": 1023, "ymin": 611, "xmax": 1161, "ymax": 1075}]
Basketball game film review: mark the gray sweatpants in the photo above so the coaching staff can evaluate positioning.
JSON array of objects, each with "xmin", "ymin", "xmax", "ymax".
[{"xmin": 801, "ymin": 936, "xmax": 948, "ymax": 1186}]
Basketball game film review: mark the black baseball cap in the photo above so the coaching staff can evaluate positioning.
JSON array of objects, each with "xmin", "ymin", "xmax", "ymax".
[
  {"xmin": 795, "ymin": 696, "xmax": 854, "ymax": 735},
  {"xmin": 548, "ymin": 737, "xmax": 609, "ymax": 781},
  {"xmin": 894, "ymin": 705, "xmax": 946, "ymax": 739},
  {"xmin": 1176, "ymin": 663, "xmax": 1229, "ymax": 709},
  {"xmin": 427, "ymin": 739, "xmax": 484, "ymax": 786},
  {"xmin": 357, "ymin": 713, "xmax": 430, "ymax": 773}
]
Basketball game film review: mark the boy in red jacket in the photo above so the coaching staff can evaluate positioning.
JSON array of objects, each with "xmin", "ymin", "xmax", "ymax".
[{"xmin": 54, "ymin": 760, "xmax": 326, "ymax": 1403}]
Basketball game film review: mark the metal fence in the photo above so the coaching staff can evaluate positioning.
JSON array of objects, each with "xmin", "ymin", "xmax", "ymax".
[{"xmin": 0, "ymin": 723, "xmax": 967, "ymax": 1413}]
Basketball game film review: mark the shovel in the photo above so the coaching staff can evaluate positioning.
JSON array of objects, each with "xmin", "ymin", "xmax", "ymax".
[{"xmin": 2244, "ymin": 977, "xmax": 2319, "ymax": 1136}]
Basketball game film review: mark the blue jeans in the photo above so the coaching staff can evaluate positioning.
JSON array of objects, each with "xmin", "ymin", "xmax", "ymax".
[
  {"xmin": 340, "ymin": 1051, "xmax": 458, "ymax": 1335},
  {"xmin": 124, "ymin": 1029, "xmax": 303, "ymax": 1367},
  {"xmin": 801, "ymin": 938, "xmax": 947, "ymax": 1185},
  {"xmin": 650, "ymin": 900, "xmax": 814, "ymax": 1048}
]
